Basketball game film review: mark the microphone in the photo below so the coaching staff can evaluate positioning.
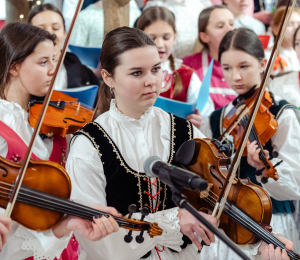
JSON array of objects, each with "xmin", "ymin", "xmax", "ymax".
[{"xmin": 143, "ymin": 156, "xmax": 208, "ymax": 191}]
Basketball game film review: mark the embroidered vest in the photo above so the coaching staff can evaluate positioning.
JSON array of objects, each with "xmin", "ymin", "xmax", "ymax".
[
  {"xmin": 160, "ymin": 65, "xmax": 194, "ymax": 102},
  {"xmin": 72, "ymin": 113, "xmax": 194, "ymax": 257},
  {"xmin": 209, "ymin": 100, "xmax": 297, "ymax": 214}
]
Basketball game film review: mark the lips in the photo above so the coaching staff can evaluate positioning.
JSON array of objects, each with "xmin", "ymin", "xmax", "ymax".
[{"xmin": 158, "ymin": 52, "xmax": 165, "ymax": 58}]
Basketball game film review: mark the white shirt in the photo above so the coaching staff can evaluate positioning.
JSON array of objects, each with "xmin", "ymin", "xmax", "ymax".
[
  {"xmin": 161, "ymin": 58, "xmax": 215, "ymax": 116},
  {"xmin": 0, "ymin": 99, "xmax": 70, "ymax": 260},
  {"xmin": 200, "ymin": 99, "xmax": 300, "ymax": 201},
  {"xmin": 234, "ymin": 15, "xmax": 266, "ymax": 35},
  {"xmin": 265, "ymin": 47, "xmax": 300, "ymax": 74},
  {"xmin": 66, "ymin": 100, "xmax": 262, "ymax": 260},
  {"xmin": 144, "ymin": 0, "xmax": 212, "ymax": 58},
  {"xmin": 54, "ymin": 64, "xmax": 68, "ymax": 90}
]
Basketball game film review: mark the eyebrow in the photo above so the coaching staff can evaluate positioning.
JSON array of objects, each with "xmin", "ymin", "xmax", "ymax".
[
  {"xmin": 222, "ymin": 61, "xmax": 250, "ymax": 66},
  {"xmin": 128, "ymin": 62, "xmax": 161, "ymax": 70}
]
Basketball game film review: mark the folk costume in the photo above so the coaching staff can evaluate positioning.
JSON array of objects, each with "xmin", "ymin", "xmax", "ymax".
[
  {"xmin": 160, "ymin": 58, "xmax": 214, "ymax": 116},
  {"xmin": 0, "ymin": 99, "xmax": 77, "ymax": 260},
  {"xmin": 67, "ymin": 99, "xmax": 263, "ymax": 260},
  {"xmin": 200, "ymin": 95, "xmax": 300, "ymax": 259},
  {"xmin": 183, "ymin": 51, "xmax": 237, "ymax": 110}
]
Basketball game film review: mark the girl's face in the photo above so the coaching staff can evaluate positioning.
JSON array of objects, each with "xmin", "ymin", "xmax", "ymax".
[
  {"xmin": 31, "ymin": 10, "xmax": 66, "ymax": 62},
  {"xmin": 273, "ymin": 12, "xmax": 300, "ymax": 46},
  {"xmin": 10, "ymin": 40, "xmax": 56, "ymax": 97},
  {"xmin": 200, "ymin": 9, "xmax": 235, "ymax": 53},
  {"xmin": 224, "ymin": 0, "xmax": 249, "ymax": 17},
  {"xmin": 221, "ymin": 49, "xmax": 267, "ymax": 95},
  {"xmin": 144, "ymin": 20, "xmax": 176, "ymax": 63},
  {"xmin": 102, "ymin": 46, "xmax": 163, "ymax": 116},
  {"xmin": 295, "ymin": 28, "xmax": 300, "ymax": 61}
]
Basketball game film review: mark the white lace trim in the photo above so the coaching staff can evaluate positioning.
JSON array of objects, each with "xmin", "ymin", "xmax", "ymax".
[
  {"xmin": 15, "ymin": 225, "xmax": 67, "ymax": 260},
  {"xmin": 109, "ymin": 99, "xmax": 154, "ymax": 123}
]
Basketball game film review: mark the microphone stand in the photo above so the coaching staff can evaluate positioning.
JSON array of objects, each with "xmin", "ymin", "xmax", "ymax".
[{"xmin": 158, "ymin": 168, "xmax": 251, "ymax": 260}]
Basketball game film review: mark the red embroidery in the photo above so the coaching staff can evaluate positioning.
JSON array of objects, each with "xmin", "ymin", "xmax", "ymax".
[
  {"xmin": 144, "ymin": 178, "xmax": 158, "ymax": 186},
  {"xmin": 144, "ymin": 188, "xmax": 162, "ymax": 200},
  {"xmin": 146, "ymin": 202, "xmax": 161, "ymax": 212},
  {"xmin": 155, "ymin": 246, "xmax": 165, "ymax": 260}
]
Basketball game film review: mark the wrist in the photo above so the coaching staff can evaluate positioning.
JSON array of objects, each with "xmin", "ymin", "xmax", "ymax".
[{"xmin": 52, "ymin": 215, "xmax": 72, "ymax": 238}]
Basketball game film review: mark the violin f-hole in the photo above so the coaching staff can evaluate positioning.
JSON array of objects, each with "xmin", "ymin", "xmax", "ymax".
[
  {"xmin": 210, "ymin": 166, "xmax": 223, "ymax": 190},
  {"xmin": 0, "ymin": 166, "xmax": 8, "ymax": 177}
]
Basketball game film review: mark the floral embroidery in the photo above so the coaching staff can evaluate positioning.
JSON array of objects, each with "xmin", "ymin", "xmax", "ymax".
[{"xmin": 11, "ymin": 154, "xmax": 21, "ymax": 163}]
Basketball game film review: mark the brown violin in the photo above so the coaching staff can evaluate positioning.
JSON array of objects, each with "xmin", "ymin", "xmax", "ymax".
[
  {"xmin": 221, "ymin": 87, "xmax": 279, "ymax": 182},
  {"xmin": 175, "ymin": 138, "xmax": 300, "ymax": 259},
  {"xmin": 0, "ymin": 156, "xmax": 162, "ymax": 241},
  {"xmin": 28, "ymin": 91, "xmax": 94, "ymax": 137}
]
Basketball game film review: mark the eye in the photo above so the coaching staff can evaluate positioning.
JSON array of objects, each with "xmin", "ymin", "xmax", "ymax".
[
  {"xmin": 223, "ymin": 67, "xmax": 230, "ymax": 71},
  {"xmin": 241, "ymin": 65, "xmax": 248, "ymax": 69},
  {"xmin": 152, "ymin": 66, "xmax": 161, "ymax": 73},
  {"xmin": 163, "ymin": 36, "xmax": 171, "ymax": 40},
  {"xmin": 132, "ymin": 71, "xmax": 142, "ymax": 76},
  {"xmin": 41, "ymin": 60, "xmax": 47, "ymax": 65}
]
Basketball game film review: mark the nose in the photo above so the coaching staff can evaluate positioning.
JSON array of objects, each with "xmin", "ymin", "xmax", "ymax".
[
  {"xmin": 155, "ymin": 37, "xmax": 164, "ymax": 49},
  {"xmin": 144, "ymin": 72, "xmax": 157, "ymax": 87},
  {"xmin": 49, "ymin": 60, "xmax": 56, "ymax": 76},
  {"xmin": 233, "ymin": 68, "xmax": 242, "ymax": 81}
]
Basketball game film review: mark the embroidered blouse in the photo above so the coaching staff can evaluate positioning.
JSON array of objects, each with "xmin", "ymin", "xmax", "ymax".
[{"xmin": 0, "ymin": 99, "xmax": 71, "ymax": 260}]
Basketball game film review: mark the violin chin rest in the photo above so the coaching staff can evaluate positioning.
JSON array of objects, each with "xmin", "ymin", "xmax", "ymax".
[{"xmin": 175, "ymin": 140, "xmax": 196, "ymax": 166}]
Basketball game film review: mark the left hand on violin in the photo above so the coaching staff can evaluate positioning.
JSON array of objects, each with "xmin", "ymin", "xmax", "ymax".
[
  {"xmin": 259, "ymin": 236, "xmax": 293, "ymax": 260},
  {"xmin": 247, "ymin": 140, "xmax": 270, "ymax": 170}
]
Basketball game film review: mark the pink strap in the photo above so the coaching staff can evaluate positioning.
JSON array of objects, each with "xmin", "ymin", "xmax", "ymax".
[{"xmin": 0, "ymin": 121, "xmax": 40, "ymax": 162}]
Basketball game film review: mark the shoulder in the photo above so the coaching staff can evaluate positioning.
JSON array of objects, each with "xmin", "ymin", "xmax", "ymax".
[
  {"xmin": 0, "ymin": 100, "xmax": 27, "ymax": 125},
  {"xmin": 64, "ymin": 52, "xmax": 81, "ymax": 63},
  {"xmin": 182, "ymin": 52, "xmax": 202, "ymax": 68},
  {"xmin": 246, "ymin": 16, "xmax": 265, "ymax": 29}
]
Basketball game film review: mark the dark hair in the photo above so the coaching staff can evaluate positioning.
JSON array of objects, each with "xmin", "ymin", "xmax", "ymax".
[
  {"xmin": 218, "ymin": 28, "xmax": 265, "ymax": 63},
  {"xmin": 136, "ymin": 6, "xmax": 183, "ymax": 96},
  {"xmin": 97, "ymin": 26, "xmax": 156, "ymax": 115},
  {"xmin": 28, "ymin": 3, "xmax": 66, "ymax": 31},
  {"xmin": 0, "ymin": 23, "xmax": 56, "ymax": 99},
  {"xmin": 294, "ymin": 25, "xmax": 300, "ymax": 48},
  {"xmin": 198, "ymin": 5, "xmax": 229, "ymax": 50}
]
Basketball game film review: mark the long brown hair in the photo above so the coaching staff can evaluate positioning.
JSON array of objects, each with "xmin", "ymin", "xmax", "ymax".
[
  {"xmin": 97, "ymin": 26, "xmax": 156, "ymax": 114},
  {"xmin": 0, "ymin": 23, "xmax": 56, "ymax": 99},
  {"xmin": 198, "ymin": 5, "xmax": 229, "ymax": 50},
  {"xmin": 136, "ymin": 6, "xmax": 183, "ymax": 97}
]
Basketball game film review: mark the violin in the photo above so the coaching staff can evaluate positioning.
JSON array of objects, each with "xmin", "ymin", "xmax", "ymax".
[
  {"xmin": 221, "ymin": 86, "xmax": 279, "ymax": 182},
  {"xmin": 175, "ymin": 138, "xmax": 300, "ymax": 260},
  {"xmin": 28, "ymin": 91, "xmax": 94, "ymax": 138},
  {"xmin": 0, "ymin": 156, "xmax": 162, "ymax": 241}
]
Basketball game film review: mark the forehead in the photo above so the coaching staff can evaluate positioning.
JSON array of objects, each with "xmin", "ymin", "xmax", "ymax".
[
  {"xmin": 118, "ymin": 46, "xmax": 160, "ymax": 68},
  {"xmin": 221, "ymin": 49, "xmax": 258, "ymax": 64},
  {"xmin": 29, "ymin": 40, "xmax": 55, "ymax": 58},
  {"xmin": 208, "ymin": 9, "xmax": 234, "ymax": 24},
  {"xmin": 144, "ymin": 20, "xmax": 175, "ymax": 34},
  {"xmin": 31, "ymin": 10, "xmax": 64, "ymax": 26}
]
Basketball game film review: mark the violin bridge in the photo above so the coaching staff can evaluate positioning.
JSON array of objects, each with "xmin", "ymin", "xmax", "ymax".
[{"xmin": 199, "ymin": 183, "xmax": 213, "ymax": 199}]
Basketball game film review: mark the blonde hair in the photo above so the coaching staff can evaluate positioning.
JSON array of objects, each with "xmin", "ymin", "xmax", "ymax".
[{"xmin": 137, "ymin": 6, "xmax": 183, "ymax": 97}]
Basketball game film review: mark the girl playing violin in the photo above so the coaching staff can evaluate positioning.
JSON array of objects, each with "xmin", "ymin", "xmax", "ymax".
[
  {"xmin": 0, "ymin": 22, "xmax": 120, "ymax": 259},
  {"xmin": 136, "ymin": 6, "xmax": 214, "ymax": 128},
  {"xmin": 66, "ymin": 26, "xmax": 292, "ymax": 260},
  {"xmin": 183, "ymin": 5, "xmax": 237, "ymax": 111},
  {"xmin": 200, "ymin": 27, "xmax": 300, "ymax": 258}
]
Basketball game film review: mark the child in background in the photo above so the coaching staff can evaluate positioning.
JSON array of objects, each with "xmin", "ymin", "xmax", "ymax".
[
  {"xmin": 224, "ymin": 0, "xmax": 266, "ymax": 35},
  {"xmin": 183, "ymin": 5, "xmax": 236, "ymax": 110},
  {"xmin": 137, "ymin": 6, "xmax": 214, "ymax": 128},
  {"xmin": 265, "ymin": 6, "xmax": 300, "ymax": 73}
]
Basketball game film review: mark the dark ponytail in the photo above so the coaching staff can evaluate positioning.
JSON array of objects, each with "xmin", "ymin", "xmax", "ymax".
[
  {"xmin": 218, "ymin": 28, "xmax": 265, "ymax": 63},
  {"xmin": 96, "ymin": 26, "xmax": 156, "ymax": 115}
]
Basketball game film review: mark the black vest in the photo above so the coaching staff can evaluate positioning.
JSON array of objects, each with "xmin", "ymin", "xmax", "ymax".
[
  {"xmin": 210, "ymin": 100, "xmax": 297, "ymax": 214},
  {"xmin": 73, "ymin": 113, "xmax": 194, "ymax": 257}
]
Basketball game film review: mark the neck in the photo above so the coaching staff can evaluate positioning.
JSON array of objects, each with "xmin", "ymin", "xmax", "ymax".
[
  {"xmin": 5, "ymin": 80, "xmax": 31, "ymax": 111},
  {"xmin": 235, "ymin": 13, "xmax": 245, "ymax": 19},
  {"xmin": 54, "ymin": 50, "xmax": 61, "ymax": 63},
  {"xmin": 208, "ymin": 47, "xmax": 218, "ymax": 61},
  {"xmin": 280, "ymin": 39, "xmax": 293, "ymax": 51},
  {"xmin": 115, "ymin": 100, "xmax": 147, "ymax": 120}
]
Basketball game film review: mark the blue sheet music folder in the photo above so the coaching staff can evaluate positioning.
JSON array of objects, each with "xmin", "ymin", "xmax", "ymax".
[{"xmin": 154, "ymin": 59, "xmax": 214, "ymax": 118}]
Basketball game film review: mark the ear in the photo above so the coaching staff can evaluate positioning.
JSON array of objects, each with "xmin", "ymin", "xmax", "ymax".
[
  {"xmin": 9, "ymin": 63, "xmax": 20, "ymax": 77},
  {"xmin": 260, "ymin": 58, "xmax": 267, "ymax": 73},
  {"xmin": 199, "ymin": 32, "xmax": 210, "ymax": 44},
  {"xmin": 101, "ymin": 69, "xmax": 114, "ymax": 88}
]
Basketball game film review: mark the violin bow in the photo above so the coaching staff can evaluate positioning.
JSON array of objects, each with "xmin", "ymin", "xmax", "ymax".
[
  {"xmin": 212, "ymin": 0, "xmax": 297, "ymax": 220},
  {"xmin": 4, "ymin": 0, "xmax": 84, "ymax": 217}
]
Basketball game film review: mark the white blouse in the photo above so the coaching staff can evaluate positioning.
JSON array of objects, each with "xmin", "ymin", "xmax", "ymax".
[
  {"xmin": 200, "ymin": 99, "xmax": 300, "ymax": 200},
  {"xmin": 0, "ymin": 99, "xmax": 70, "ymax": 260},
  {"xmin": 66, "ymin": 100, "xmax": 260, "ymax": 260},
  {"xmin": 161, "ymin": 58, "xmax": 215, "ymax": 116}
]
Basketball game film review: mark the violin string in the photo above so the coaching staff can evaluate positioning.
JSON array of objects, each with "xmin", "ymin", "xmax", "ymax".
[{"xmin": 0, "ymin": 183, "xmax": 136, "ymax": 227}]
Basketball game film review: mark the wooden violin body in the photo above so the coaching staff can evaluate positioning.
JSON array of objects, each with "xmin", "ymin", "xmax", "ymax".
[
  {"xmin": 28, "ymin": 91, "xmax": 94, "ymax": 137},
  {"xmin": 0, "ymin": 156, "xmax": 163, "ymax": 238},
  {"xmin": 178, "ymin": 138, "xmax": 273, "ymax": 245}
]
